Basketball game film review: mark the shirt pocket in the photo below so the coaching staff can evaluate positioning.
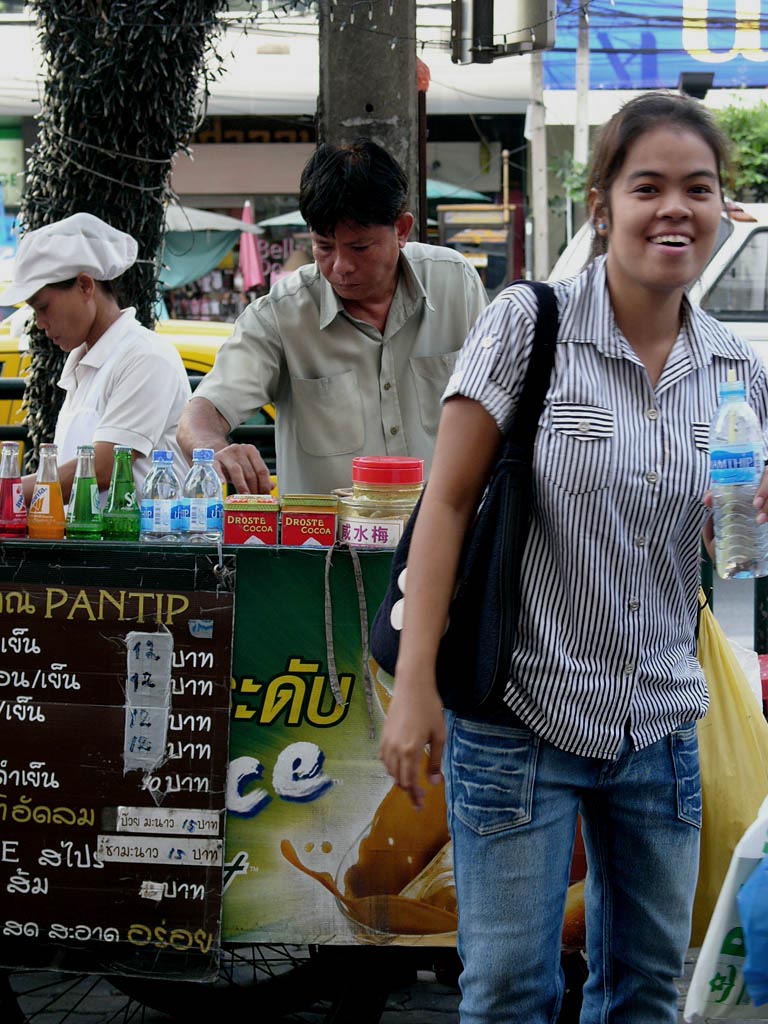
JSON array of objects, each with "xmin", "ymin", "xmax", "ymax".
[
  {"xmin": 292, "ymin": 370, "xmax": 365, "ymax": 457},
  {"xmin": 541, "ymin": 403, "xmax": 615, "ymax": 495},
  {"xmin": 691, "ymin": 422, "xmax": 711, "ymax": 496},
  {"xmin": 691, "ymin": 423, "xmax": 709, "ymax": 452},
  {"xmin": 410, "ymin": 351, "xmax": 461, "ymax": 435}
]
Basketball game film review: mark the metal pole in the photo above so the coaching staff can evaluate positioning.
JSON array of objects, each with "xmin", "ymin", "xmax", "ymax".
[{"xmin": 530, "ymin": 51, "xmax": 549, "ymax": 280}]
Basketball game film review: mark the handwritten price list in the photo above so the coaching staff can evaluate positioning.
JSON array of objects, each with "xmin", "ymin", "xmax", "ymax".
[{"xmin": 0, "ymin": 583, "xmax": 234, "ymax": 980}]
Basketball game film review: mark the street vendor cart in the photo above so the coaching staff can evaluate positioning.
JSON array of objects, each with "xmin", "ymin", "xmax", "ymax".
[{"xmin": 0, "ymin": 540, "xmax": 588, "ymax": 1023}]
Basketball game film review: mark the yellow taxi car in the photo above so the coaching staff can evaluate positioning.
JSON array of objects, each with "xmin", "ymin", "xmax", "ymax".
[
  {"xmin": 0, "ymin": 315, "xmax": 278, "ymax": 487},
  {"xmin": 0, "ymin": 317, "xmax": 274, "ymax": 426}
]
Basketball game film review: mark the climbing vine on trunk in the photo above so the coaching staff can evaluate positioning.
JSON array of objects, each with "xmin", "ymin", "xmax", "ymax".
[{"xmin": 21, "ymin": 0, "xmax": 227, "ymax": 465}]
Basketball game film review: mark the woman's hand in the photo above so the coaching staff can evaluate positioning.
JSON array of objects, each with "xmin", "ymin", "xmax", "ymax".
[
  {"xmin": 379, "ymin": 675, "xmax": 446, "ymax": 811},
  {"xmin": 702, "ymin": 490, "xmax": 715, "ymax": 560},
  {"xmin": 755, "ymin": 466, "xmax": 768, "ymax": 524},
  {"xmin": 704, "ymin": 462, "xmax": 768, "ymax": 530}
]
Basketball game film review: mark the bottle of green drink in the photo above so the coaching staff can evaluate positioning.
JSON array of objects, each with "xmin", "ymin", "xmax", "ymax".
[
  {"xmin": 103, "ymin": 446, "xmax": 140, "ymax": 541},
  {"xmin": 65, "ymin": 444, "xmax": 103, "ymax": 541}
]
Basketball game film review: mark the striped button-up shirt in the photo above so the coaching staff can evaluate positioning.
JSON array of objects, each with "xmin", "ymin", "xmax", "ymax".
[{"xmin": 444, "ymin": 256, "xmax": 768, "ymax": 759}]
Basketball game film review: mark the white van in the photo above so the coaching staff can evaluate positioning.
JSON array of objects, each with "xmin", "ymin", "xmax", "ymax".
[{"xmin": 548, "ymin": 203, "xmax": 768, "ymax": 363}]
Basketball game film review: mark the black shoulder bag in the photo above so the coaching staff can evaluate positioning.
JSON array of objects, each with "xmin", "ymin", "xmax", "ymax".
[{"xmin": 369, "ymin": 281, "xmax": 558, "ymax": 713}]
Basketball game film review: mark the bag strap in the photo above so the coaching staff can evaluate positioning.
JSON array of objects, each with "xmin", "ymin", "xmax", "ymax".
[{"xmin": 500, "ymin": 281, "xmax": 558, "ymax": 456}]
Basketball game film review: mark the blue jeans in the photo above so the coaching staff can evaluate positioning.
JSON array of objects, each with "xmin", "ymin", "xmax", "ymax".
[{"xmin": 443, "ymin": 712, "xmax": 701, "ymax": 1024}]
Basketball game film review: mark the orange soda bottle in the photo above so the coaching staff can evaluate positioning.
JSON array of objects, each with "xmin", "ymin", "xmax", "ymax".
[{"xmin": 28, "ymin": 442, "xmax": 65, "ymax": 540}]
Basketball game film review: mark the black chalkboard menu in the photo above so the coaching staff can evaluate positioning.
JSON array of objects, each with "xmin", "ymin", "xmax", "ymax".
[{"xmin": 0, "ymin": 546, "xmax": 234, "ymax": 981}]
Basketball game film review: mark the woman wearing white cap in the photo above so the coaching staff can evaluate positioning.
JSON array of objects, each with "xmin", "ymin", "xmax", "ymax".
[{"xmin": 4, "ymin": 212, "xmax": 191, "ymax": 503}]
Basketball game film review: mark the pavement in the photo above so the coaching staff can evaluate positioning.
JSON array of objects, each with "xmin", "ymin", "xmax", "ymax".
[{"xmin": 4, "ymin": 949, "xmax": 766, "ymax": 1023}]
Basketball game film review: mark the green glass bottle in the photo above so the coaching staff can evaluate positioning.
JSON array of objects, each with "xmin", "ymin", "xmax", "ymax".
[
  {"xmin": 65, "ymin": 444, "xmax": 103, "ymax": 541},
  {"xmin": 103, "ymin": 446, "xmax": 140, "ymax": 541}
]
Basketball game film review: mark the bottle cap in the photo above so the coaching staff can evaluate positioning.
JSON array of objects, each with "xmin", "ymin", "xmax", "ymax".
[
  {"xmin": 718, "ymin": 378, "xmax": 746, "ymax": 401},
  {"xmin": 114, "ymin": 445, "xmax": 132, "ymax": 455},
  {"xmin": 193, "ymin": 448, "xmax": 215, "ymax": 461},
  {"xmin": 152, "ymin": 450, "xmax": 174, "ymax": 463},
  {"xmin": 39, "ymin": 443, "xmax": 58, "ymax": 453},
  {"xmin": 76, "ymin": 444, "xmax": 95, "ymax": 454},
  {"xmin": 351, "ymin": 456, "xmax": 424, "ymax": 485}
]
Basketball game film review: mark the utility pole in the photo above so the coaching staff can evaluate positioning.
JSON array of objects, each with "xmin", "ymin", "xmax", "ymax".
[
  {"xmin": 573, "ymin": 4, "xmax": 589, "ymax": 169},
  {"xmin": 573, "ymin": 2, "xmax": 590, "ymax": 235},
  {"xmin": 317, "ymin": 0, "xmax": 419, "ymax": 232},
  {"xmin": 529, "ymin": 49, "xmax": 549, "ymax": 280}
]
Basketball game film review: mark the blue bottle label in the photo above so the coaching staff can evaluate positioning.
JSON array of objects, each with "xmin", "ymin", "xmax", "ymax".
[
  {"xmin": 710, "ymin": 446, "xmax": 761, "ymax": 485},
  {"xmin": 186, "ymin": 498, "xmax": 222, "ymax": 532},
  {"xmin": 170, "ymin": 501, "xmax": 186, "ymax": 532},
  {"xmin": 206, "ymin": 502, "xmax": 223, "ymax": 531},
  {"xmin": 140, "ymin": 500, "xmax": 154, "ymax": 532}
]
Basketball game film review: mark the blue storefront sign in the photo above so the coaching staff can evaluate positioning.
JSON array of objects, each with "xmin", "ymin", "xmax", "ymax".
[{"xmin": 544, "ymin": 1, "xmax": 768, "ymax": 89}]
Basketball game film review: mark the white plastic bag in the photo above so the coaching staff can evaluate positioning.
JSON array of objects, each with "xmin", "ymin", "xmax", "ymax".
[{"xmin": 685, "ymin": 796, "xmax": 768, "ymax": 1021}]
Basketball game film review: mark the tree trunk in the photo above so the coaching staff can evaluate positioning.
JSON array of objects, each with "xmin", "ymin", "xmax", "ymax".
[{"xmin": 21, "ymin": 0, "xmax": 226, "ymax": 465}]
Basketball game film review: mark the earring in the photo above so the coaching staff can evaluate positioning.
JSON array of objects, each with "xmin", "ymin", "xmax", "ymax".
[{"xmin": 598, "ymin": 222, "xmax": 607, "ymax": 231}]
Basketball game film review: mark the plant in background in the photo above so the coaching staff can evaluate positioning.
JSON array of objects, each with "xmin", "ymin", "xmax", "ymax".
[
  {"xmin": 714, "ymin": 102, "xmax": 768, "ymax": 203},
  {"xmin": 549, "ymin": 149, "xmax": 588, "ymax": 246},
  {"xmin": 21, "ymin": 0, "xmax": 227, "ymax": 466}
]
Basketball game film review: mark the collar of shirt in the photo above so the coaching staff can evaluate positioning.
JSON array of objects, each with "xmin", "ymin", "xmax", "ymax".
[
  {"xmin": 559, "ymin": 255, "xmax": 746, "ymax": 370},
  {"xmin": 317, "ymin": 248, "xmax": 436, "ymax": 334},
  {"xmin": 57, "ymin": 307, "xmax": 138, "ymax": 391}
]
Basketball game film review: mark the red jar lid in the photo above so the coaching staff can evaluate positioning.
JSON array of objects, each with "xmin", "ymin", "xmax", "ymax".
[{"xmin": 352, "ymin": 456, "xmax": 424, "ymax": 485}]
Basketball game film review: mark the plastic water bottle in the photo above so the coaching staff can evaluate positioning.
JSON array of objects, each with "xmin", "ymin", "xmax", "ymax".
[
  {"xmin": 181, "ymin": 448, "xmax": 223, "ymax": 544},
  {"xmin": 709, "ymin": 372, "xmax": 768, "ymax": 579},
  {"xmin": 140, "ymin": 450, "xmax": 183, "ymax": 544}
]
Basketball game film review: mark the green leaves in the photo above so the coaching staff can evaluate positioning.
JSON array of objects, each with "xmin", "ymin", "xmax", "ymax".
[
  {"xmin": 715, "ymin": 102, "xmax": 768, "ymax": 203},
  {"xmin": 549, "ymin": 150, "xmax": 588, "ymax": 204},
  {"xmin": 21, "ymin": 0, "xmax": 228, "ymax": 465}
]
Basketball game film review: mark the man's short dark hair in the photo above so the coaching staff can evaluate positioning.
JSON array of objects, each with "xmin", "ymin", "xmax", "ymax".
[{"xmin": 299, "ymin": 139, "xmax": 409, "ymax": 237}]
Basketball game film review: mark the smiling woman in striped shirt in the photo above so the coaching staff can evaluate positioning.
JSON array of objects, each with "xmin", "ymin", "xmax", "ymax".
[{"xmin": 379, "ymin": 92, "xmax": 768, "ymax": 1024}]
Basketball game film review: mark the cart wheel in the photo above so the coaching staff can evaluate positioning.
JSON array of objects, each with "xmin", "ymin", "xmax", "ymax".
[
  {"xmin": 115, "ymin": 944, "xmax": 394, "ymax": 1022},
  {"xmin": 0, "ymin": 967, "xmax": 159, "ymax": 1022},
  {"xmin": 2, "ymin": 945, "xmax": 395, "ymax": 1023},
  {"xmin": 0, "ymin": 970, "xmax": 24, "ymax": 1024}
]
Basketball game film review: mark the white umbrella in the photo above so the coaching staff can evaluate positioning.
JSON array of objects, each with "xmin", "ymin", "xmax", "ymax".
[
  {"xmin": 257, "ymin": 210, "xmax": 439, "ymax": 229},
  {"xmin": 164, "ymin": 204, "xmax": 264, "ymax": 235}
]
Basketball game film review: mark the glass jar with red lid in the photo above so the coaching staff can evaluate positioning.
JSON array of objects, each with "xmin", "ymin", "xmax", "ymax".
[{"xmin": 338, "ymin": 456, "xmax": 423, "ymax": 548}]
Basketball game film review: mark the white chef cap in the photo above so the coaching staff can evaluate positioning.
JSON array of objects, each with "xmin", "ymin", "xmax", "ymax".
[{"xmin": 4, "ymin": 212, "xmax": 138, "ymax": 305}]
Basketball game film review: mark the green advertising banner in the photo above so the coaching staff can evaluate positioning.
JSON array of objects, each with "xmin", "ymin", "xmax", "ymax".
[{"xmin": 223, "ymin": 547, "xmax": 459, "ymax": 948}]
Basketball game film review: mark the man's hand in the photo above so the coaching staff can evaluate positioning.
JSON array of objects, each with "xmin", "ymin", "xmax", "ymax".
[
  {"xmin": 213, "ymin": 443, "xmax": 272, "ymax": 495},
  {"xmin": 178, "ymin": 398, "xmax": 272, "ymax": 494}
]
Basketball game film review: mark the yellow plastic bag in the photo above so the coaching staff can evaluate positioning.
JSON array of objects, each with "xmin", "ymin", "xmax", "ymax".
[{"xmin": 693, "ymin": 591, "xmax": 768, "ymax": 945}]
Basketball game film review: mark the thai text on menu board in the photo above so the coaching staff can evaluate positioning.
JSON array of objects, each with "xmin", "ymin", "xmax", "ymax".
[{"xmin": 0, "ymin": 583, "xmax": 233, "ymax": 980}]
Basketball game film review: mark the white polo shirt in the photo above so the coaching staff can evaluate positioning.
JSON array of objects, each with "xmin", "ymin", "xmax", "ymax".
[{"xmin": 56, "ymin": 308, "xmax": 191, "ymax": 489}]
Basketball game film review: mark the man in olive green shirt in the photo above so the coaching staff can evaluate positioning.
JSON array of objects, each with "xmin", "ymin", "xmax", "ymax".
[{"xmin": 177, "ymin": 140, "xmax": 488, "ymax": 494}]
